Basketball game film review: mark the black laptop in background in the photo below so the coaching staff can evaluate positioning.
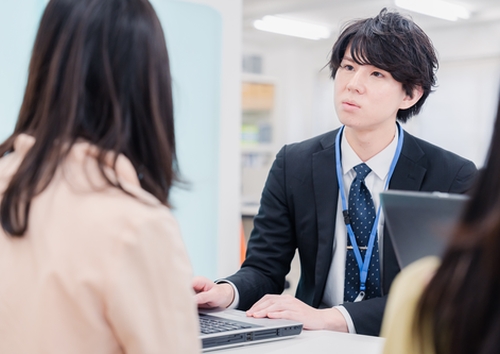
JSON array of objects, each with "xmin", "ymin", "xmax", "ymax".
[{"xmin": 380, "ymin": 190, "xmax": 469, "ymax": 268}]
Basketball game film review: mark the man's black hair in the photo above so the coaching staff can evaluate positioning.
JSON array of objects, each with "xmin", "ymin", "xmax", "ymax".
[{"xmin": 329, "ymin": 8, "xmax": 438, "ymax": 122}]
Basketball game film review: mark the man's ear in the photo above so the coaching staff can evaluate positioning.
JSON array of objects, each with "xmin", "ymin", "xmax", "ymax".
[{"xmin": 400, "ymin": 86, "xmax": 424, "ymax": 110}]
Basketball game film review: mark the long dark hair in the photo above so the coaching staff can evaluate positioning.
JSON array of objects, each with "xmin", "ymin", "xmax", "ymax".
[
  {"xmin": 0, "ymin": 0, "xmax": 178, "ymax": 236},
  {"xmin": 416, "ymin": 90, "xmax": 500, "ymax": 353}
]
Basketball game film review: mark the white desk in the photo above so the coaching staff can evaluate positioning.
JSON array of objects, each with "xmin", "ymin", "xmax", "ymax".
[{"xmin": 210, "ymin": 330, "xmax": 385, "ymax": 354}]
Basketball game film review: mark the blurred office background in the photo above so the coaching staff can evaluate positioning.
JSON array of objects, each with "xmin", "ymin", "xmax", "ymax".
[
  {"xmin": 241, "ymin": 0, "xmax": 500, "ymax": 212},
  {"xmin": 241, "ymin": 0, "xmax": 500, "ymax": 293},
  {"xmin": 1, "ymin": 0, "xmax": 500, "ymax": 286}
]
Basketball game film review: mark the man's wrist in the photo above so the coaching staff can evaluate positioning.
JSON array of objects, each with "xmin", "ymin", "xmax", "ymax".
[
  {"xmin": 334, "ymin": 305, "xmax": 356, "ymax": 333},
  {"xmin": 318, "ymin": 307, "xmax": 348, "ymax": 332},
  {"xmin": 214, "ymin": 279, "xmax": 238, "ymax": 308}
]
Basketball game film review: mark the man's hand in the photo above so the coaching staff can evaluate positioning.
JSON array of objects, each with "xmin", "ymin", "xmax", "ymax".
[
  {"xmin": 246, "ymin": 294, "xmax": 348, "ymax": 332},
  {"xmin": 193, "ymin": 276, "xmax": 235, "ymax": 309}
]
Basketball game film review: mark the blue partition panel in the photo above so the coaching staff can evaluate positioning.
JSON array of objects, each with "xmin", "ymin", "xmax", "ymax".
[
  {"xmin": 0, "ymin": 0, "xmax": 42, "ymax": 139},
  {"xmin": 143, "ymin": 0, "xmax": 222, "ymax": 279}
]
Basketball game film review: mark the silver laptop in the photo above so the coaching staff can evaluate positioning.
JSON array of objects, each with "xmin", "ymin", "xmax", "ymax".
[
  {"xmin": 199, "ymin": 308, "xmax": 303, "ymax": 352},
  {"xmin": 380, "ymin": 190, "xmax": 469, "ymax": 268}
]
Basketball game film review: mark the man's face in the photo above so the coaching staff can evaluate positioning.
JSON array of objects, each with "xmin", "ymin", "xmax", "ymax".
[{"xmin": 334, "ymin": 47, "xmax": 413, "ymax": 134}]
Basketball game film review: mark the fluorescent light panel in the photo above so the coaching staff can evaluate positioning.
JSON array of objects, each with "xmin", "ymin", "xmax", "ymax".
[
  {"xmin": 253, "ymin": 16, "xmax": 330, "ymax": 40},
  {"xmin": 395, "ymin": 0, "xmax": 470, "ymax": 21}
]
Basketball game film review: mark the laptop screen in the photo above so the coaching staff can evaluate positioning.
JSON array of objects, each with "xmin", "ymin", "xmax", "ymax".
[{"xmin": 380, "ymin": 190, "xmax": 468, "ymax": 268}]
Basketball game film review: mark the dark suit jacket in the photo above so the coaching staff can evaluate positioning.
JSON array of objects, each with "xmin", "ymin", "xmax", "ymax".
[{"xmin": 226, "ymin": 128, "xmax": 478, "ymax": 336}]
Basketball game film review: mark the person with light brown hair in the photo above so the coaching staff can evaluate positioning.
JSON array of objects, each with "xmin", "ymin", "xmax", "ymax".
[
  {"xmin": 382, "ymin": 89, "xmax": 500, "ymax": 354},
  {"xmin": 0, "ymin": 0, "xmax": 200, "ymax": 352}
]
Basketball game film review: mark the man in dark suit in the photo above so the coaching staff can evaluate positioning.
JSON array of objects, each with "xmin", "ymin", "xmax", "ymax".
[{"xmin": 193, "ymin": 8, "xmax": 477, "ymax": 336}]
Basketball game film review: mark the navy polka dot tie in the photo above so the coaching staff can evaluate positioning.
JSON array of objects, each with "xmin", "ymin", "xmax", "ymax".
[{"xmin": 343, "ymin": 163, "xmax": 381, "ymax": 302}]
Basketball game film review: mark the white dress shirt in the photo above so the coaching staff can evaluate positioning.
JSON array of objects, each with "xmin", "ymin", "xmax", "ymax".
[
  {"xmin": 322, "ymin": 128, "xmax": 399, "ymax": 333},
  {"xmin": 227, "ymin": 127, "xmax": 399, "ymax": 334}
]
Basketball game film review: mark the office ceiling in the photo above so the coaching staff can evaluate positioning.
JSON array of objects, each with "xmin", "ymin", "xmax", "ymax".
[{"xmin": 243, "ymin": 0, "xmax": 500, "ymax": 44}]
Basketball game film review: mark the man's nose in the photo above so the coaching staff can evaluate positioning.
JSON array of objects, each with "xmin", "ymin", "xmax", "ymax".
[{"xmin": 346, "ymin": 71, "xmax": 366, "ymax": 94}]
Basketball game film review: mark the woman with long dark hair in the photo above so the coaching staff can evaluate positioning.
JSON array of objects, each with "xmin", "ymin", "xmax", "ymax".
[
  {"xmin": 381, "ymin": 91, "xmax": 500, "ymax": 354},
  {"xmin": 0, "ymin": 0, "xmax": 199, "ymax": 352}
]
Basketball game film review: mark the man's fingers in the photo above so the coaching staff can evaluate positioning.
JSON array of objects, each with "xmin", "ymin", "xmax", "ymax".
[
  {"xmin": 192, "ymin": 276, "xmax": 214, "ymax": 293},
  {"xmin": 195, "ymin": 290, "xmax": 215, "ymax": 306}
]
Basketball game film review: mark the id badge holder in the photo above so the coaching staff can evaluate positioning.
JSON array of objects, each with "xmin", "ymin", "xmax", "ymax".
[{"xmin": 354, "ymin": 291, "xmax": 365, "ymax": 302}]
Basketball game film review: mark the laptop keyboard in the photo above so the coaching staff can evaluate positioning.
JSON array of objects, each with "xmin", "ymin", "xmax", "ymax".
[{"xmin": 199, "ymin": 313, "xmax": 256, "ymax": 334}]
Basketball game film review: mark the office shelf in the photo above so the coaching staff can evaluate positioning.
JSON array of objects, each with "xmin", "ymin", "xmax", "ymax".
[{"xmin": 241, "ymin": 74, "xmax": 278, "ymax": 216}]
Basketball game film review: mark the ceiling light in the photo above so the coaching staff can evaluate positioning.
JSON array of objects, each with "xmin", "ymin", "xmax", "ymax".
[
  {"xmin": 395, "ymin": 0, "xmax": 470, "ymax": 21},
  {"xmin": 253, "ymin": 16, "xmax": 331, "ymax": 40}
]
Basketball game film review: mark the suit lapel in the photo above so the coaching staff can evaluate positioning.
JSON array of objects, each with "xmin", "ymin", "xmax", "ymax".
[
  {"xmin": 389, "ymin": 131, "xmax": 427, "ymax": 191},
  {"xmin": 311, "ymin": 130, "xmax": 339, "ymax": 306}
]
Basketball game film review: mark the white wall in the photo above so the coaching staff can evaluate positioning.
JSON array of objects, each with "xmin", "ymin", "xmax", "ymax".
[{"xmin": 415, "ymin": 21, "xmax": 500, "ymax": 166}]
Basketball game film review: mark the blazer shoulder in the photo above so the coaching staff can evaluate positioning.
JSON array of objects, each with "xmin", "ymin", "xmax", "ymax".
[
  {"xmin": 269, "ymin": 129, "xmax": 339, "ymax": 184},
  {"xmin": 401, "ymin": 131, "xmax": 478, "ymax": 192},
  {"xmin": 403, "ymin": 131, "xmax": 476, "ymax": 168},
  {"xmin": 280, "ymin": 129, "xmax": 339, "ymax": 158}
]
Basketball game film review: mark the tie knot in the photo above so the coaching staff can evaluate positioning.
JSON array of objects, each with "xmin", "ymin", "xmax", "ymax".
[{"xmin": 353, "ymin": 163, "xmax": 371, "ymax": 181}]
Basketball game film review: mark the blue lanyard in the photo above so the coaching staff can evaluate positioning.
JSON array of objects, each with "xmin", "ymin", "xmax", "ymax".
[{"xmin": 335, "ymin": 123, "xmax": 404, "ymax": 295}]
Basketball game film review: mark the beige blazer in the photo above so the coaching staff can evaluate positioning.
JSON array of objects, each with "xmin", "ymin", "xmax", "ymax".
[{"xmin": 0, "ymin": 134, "xmax": 200, "ymax": 353}]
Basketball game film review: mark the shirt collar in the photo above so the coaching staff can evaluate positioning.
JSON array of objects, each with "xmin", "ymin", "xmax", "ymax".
[{"xmin": 341, "ymin": 127, "xmax": 399, "ymax": 180}]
